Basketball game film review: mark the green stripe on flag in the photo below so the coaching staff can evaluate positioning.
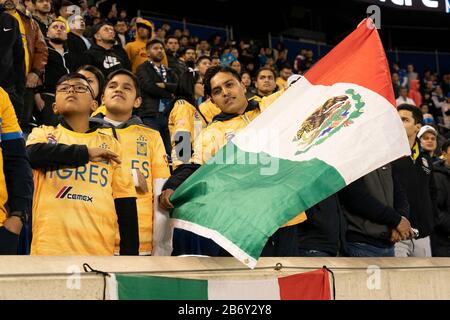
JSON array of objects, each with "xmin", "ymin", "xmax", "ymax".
[
  {"xmin": 171, "ymin": 142, "xmax": 346, "ymax": 263},
  {"xmin": 116, "ymin": 274, "xmax": 208, "ymax": 300}
]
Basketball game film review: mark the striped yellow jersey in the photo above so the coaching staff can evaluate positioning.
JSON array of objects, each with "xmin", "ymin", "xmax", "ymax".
[
  {"xmin": 198, "ymin": 99, "xmax": 221, "ymax": 124},
  {"xmin": 168, "ymin": 99, "xmax": 207, "ymax": 169},
  {"xmin": 0, "ymin": 88, "xmax": 23, "ymax": 226},
  {"xmin": 99, "ymin": 125, "xmax": 170, "ymax": 255},
  {"xmin": 27, "ymin": 125, "xmax": 136, "ymax": 256}
]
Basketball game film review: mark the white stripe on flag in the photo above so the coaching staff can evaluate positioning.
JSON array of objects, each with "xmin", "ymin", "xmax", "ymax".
[{"xmin": 208, "ymin": 278, "xmax": 281, "ymax": 300}]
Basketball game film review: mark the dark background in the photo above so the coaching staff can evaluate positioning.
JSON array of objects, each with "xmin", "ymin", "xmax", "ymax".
[{"xmin": 123, "ymin": 0, "xmax": 450, "ymax": 52}]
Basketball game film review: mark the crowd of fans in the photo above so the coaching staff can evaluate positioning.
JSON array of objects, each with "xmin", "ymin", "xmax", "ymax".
[{"xmin": 0, "ymin": 0, "xmax": 449, "ymax": 259}]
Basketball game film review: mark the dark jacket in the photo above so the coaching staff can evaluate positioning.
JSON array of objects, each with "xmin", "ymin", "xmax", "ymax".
[
  {"xmin": 82, "ymin": 43, "xmax": 131, "ymax": 77},
  {"xmin": 392, "ymin": 142, "xmax": 437, "ymax": 238},
  {"xmin": 136, "ymin": 60, "xmax": 177, "ymax": 118},
  {"xmin": 67, "ymin": 32, "xmax": 89, "ymax": 68},
  {"xmin": 297, "ymin": 194, "xmax": 346, "ymax": 256},
  {"xmin": 432, "ymin": 160, "xmax": 450, "ymax": 248},
  {"xmin": 166, "ymin": 51, "xmax": 186, "ymax": 79},
  {"xmin": 41, "ymin": 42, "xmax": 78, "ymax": 94},
  {"xmin": 339, "ymin": 164, "xmax": 409, "ymax": 248},
  {"xmin": 0, "ymin": 10, "xmax": 25, "ymax": 95}
]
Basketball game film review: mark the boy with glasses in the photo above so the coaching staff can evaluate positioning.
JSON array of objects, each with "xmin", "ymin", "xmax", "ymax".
[{"xmin": 26, "ymin": 72, "xmax": 139, "ymax": 256}]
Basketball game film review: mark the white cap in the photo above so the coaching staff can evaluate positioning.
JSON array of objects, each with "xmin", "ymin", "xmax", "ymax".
[
  {"xmin": 418, "ymin": 125, "xmax": 437, "ymax": 139},
  {"xmin": 287, "ymin": 74, "xmax": 302, "ymax": 87}
]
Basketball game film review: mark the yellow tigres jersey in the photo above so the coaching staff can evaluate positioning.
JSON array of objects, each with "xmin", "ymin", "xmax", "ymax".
[
  {"xmin": 276, "ymin": 77, "xmax": 288, "ymax": 90},
  {"xmin": 198, "ymin": 99, "xmax": 221, "ymax": 124},
  {"xmin": 27, "ymin": 125, "xmax": 136, "ymax": 256},
  {"xmin": 191, "ymin": 100, "xmax": 306, "ymax": 227},
  {"xmin": 0, "ymin": 88, "xmax": 22, "ymax": 226},
  {"xmin": 248, "ymin": 89, "xmax": 285, "ymax": 112},
  {"xmin": 91, "ymin": 105, "xmax": 106, "ymax": 117},
  {"xmin": 191, "ymin": 108, "xmax": 262, "ymax": 166},
  {"xmin": 168, "ymin": 99, "xmax": 207, "ymax": 169},
  {"xmin": 99, "ymin": 124, "xmax": 170, "ymax": 255}
]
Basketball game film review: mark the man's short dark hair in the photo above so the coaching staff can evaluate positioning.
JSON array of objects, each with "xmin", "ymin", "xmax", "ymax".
[
  {"xmin": 165, "ymin": 35, "xmax": 178, "ymax": 44},
  {"xmin": 105, "ymin": 69, "xmax": 141, "ymax": 98},
  {"xmin": 255, "ymin": 67, "xmax": 276, "ymax": 79},
  {"xmin": 280, "ymin": 64, "xmax": 292, "ymax": 71},
  {"xmin": 56, "ymin": 73, "xmax": 94, "ymax": 98},
  {"xmin": 441, "ymin": 139, "xmax": 450, "ymax": 153},
  {"xmin": 203, "ymin": 65, "xmax": 241, "ymax": 96},
  {"xmin": 115, "ymin": 18, "xmax": 128, "ymax": 25},
  {"xmin": 92, "ymin": 22, "xmax": 113, "ymax": 38},
  {"xmin": 146, "ymin": 39, "xmax": 164, "ymax": 50},
  {"xmin": 398, "ymin": 104, "xmax": 423, "ymax": 125},
  {"xmin": 196, "ymin": 55, "xmax": 211, "ymax": 65},
  {"xmin": 179, "ymin": 46, "xmax": 195, "ymax": 56}
]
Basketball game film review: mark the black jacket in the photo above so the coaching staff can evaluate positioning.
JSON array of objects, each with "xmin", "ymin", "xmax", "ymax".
[
  {"xmin": 297, "ymin": 194, "xmax": 346, "ymax": 256},
  {"xmin": 41, "ymin": 42, "xmax": 78, "ymax": 94},
  {"xmin": 339, "ymin": 164, "xmax": 409, "ymax": 248},
  {"xmin": 0, "ymin": 10, "xmax": 25, "ymax": 95},
  {"xmin": 67, "ymin": 32, "xmax": 89, "ymax": 68},
  {"xmin": 136, "ymin": 60, "xmax": 177, "ymax": 118},
  {"xmin": 166, "ymin": 52, "xmax": 187, "ymax": 79},
  {"xmin": 392, "ymin": 142, "xmax": 438, "ymax": 238},
  {"xmin": 432, "ymin": 160, "xmax": 450, "ymax": 247},
  {"xmin": 82, "ymin": 43, "xmax": 131, "ymax": 77}
]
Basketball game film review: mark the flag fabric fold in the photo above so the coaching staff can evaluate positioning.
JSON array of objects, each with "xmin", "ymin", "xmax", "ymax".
[{"xmin": 170, "ymin": 19, "xmax": 410, "ymax": 268}]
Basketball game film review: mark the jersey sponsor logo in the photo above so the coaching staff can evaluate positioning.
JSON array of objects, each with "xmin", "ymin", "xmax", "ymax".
[
  {"xmin": 55, "ymin": 186, "xmax": 93, "ymax": 202},
  {"xmin": 47, "ymin": 133, "xmax": 57, "ymax": 144},
  {"xmin": 3, "ymin": 28, "xmax": 12, "ymax": 32},
  {"xmin": 136, "ymin": 135, "xmax": 148, "ymax": 156},
  {"xmin": 103, "ymin": 56, "xmax": 121, "ymax": 69}
]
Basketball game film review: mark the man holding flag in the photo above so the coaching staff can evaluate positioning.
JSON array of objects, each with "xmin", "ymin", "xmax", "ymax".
[
  {"xmin": 161, "ymin": 19, "xmax": 411, "ymax": 268},
  {"xmin": 160, "ymin": 66, "xmax": 305, "ymax": 257}
]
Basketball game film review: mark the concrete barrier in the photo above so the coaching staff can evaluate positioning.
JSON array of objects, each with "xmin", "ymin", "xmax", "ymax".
[{"xmin": 0, "ymin": 256, "xmax": 449, "ymax": 299}]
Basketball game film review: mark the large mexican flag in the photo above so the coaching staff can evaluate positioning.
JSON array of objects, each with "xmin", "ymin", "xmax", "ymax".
[
  {"xmin": 106, "ymin": 268, "xmax": 331, "ymax": 300},
  {"xmin": 170, "ymin": 19, "xmax": 410, "ymax": 268}
]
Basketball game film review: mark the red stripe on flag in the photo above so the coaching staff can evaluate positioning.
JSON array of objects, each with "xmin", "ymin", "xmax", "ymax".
[
  {"xmin": 55, "ymin": 186, "xmax": 67, "ymax": 198},
  {"xmin": 278, "ymin": 268, "xmax": 331, "ymax": 300},
  {"xmin": 304, "ymin": 18, "xmax": 395, "ymax": 107}
]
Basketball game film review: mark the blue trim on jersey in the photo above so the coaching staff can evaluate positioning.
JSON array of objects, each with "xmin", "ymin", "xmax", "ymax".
[{"xmin": 1, "ymin": 132, "xmax": 23, "ymax": 141}]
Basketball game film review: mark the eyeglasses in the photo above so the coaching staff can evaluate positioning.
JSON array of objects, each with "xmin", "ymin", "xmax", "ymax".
[{"xmin": 56, "ymin": 83, "xmax": 94, "ymax": 97}]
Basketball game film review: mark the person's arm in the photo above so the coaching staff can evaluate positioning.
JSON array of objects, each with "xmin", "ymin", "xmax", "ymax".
[
  {"xmin": 30, "ymin": 19, "xmax": 48, "ymax": 78},
  {"xmin": 338, "ymin": 177, "xmax": 402, "ymax": 228},
  {"xmin": 431, "ymin": 171, "xmax": 450, "ymax": 233},
  {"xmin": 111, "ymin": 146, "xmax": 139, "ymax": 255},
  {"xmin": 114, "ymin": 197, "xmax": 139, "ymax": 255},
  {"xmin": 0, "ymin": 89, "xmax": 33, "ymax": 237},
  {"xmin": 26, "ymin": 143, "xmax": 89, "ymax": 169},
  {"xmin": 136, "ymin": 65, "xmax": 173, "ymax": 98}
]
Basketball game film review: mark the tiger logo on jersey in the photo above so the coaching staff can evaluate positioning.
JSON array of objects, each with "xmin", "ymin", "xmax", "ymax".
[{"xmin": 136, "ymin": 135, "xmax": 148, "ymax": 157}]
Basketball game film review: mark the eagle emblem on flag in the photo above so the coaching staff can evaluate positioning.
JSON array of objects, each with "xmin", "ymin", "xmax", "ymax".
[{"xmin": 294, "ymin": 88, "xmax": 365, "ymax": 155}]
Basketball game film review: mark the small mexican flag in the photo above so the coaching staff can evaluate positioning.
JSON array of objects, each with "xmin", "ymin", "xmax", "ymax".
[
  {"xmin": 170, "ymin": 19, "xmax": 410, "ymax": 268},
  {"xmin": 106, "ymin": 268, "xmax": 331, "ymax": 300}
]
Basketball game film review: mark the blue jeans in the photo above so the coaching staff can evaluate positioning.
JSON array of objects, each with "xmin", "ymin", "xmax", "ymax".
[
  {"xmin": 346, "ymin": 242, "xmax": 395, "ymax": 257},
  {"xmin": 298, "ymin": 249, "xmax": 332, "ymax": 257}
]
